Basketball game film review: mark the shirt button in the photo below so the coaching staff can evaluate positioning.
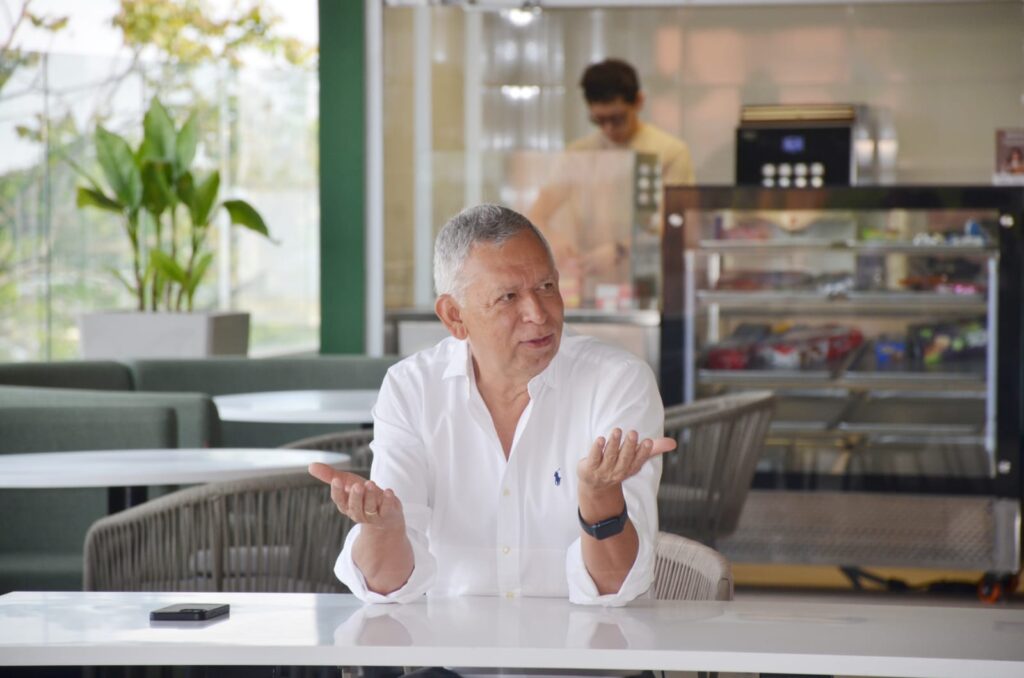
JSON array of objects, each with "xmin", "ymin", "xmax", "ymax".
[
  {"xmin": 502, "ymin": 546, "xmax": 511, "ymax": 555},
  {"xmin": 503, "ymin": 488, "xmax": 510, "ymax": 497},
  {"xmin": 505, "ymin": 591, "xmax": 515, "ymax": 600}
]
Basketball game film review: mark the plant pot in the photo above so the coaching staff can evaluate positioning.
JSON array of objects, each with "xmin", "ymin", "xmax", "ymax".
[{"xmin": 80, "ymin": 311, "xmax": 250, "ymax": 359}]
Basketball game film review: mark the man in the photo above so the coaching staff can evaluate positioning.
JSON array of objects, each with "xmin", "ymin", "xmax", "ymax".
[
  {"xmin": 568, "ymin": 58, "xmax": 694, "ymax": 185},
  {"xmin": 528, "ymin": 58, "xmax": 694, "ymax": 283},
  {"xmin": 310, "ymin": 204, "xmax": 674, "ymax": 605}
]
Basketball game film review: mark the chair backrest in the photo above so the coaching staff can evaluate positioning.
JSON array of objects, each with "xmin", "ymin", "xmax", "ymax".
[
  {"xmin": 652, "ymin": 531, "xmax": 733, "ymax": 601},
  {"xmin": 0, "ymin": 360, "xmax": 134, "ymax": 391},
  {"xmin": 0, "ymin": 385, "xmax": 220, "ymax": 448},
  {"xmin": 129, "ymin": 356, "xmax": 398, "ymax": 447},
  {"xmin": 129, "ymin": 356, "xmax": 399, "ymax": 395},
  {"xmin": 83, "ymin": 472, "xmax": 353, "ymax": 593},
  {"xmin": 659, "ymin": 390, "xmax": 775, "ymax": 545},
  {"xmin": 281, "ymin": 429, "xmax": 374, "ymax": 476}
]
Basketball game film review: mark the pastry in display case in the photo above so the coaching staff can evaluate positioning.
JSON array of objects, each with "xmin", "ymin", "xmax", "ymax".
[{"xmin": 660, "ymin": 186, "xmax": 1024, "ymax": 582}]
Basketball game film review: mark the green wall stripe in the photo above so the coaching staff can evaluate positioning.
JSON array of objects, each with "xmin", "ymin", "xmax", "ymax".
[{"xmin": 319, "ymin": 0, "xmax": 365, "ymax": 354}]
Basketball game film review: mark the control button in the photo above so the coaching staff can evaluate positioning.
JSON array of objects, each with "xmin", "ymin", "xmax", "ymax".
[
  {"xmin": 761, "ymin": 163, "xmax": 775, "ymax": 177},
  {"xmin": 778, "ymin": 163, "xmax": 792, "ymax": 177},
  {"xmin": 810, "ymin": 176, "xmax": 824, "ymax": 188},
  {"xmin": 795, "ymin": 163, "xmax": 807, "ymax": 176},
  {"xmin": 811, "ymin": 162, "xmax": 824, "ymax": 176},
  {"xmin": 637, "ymin": 177, "xmax": 651, "ymax": 190},
  {"xmin": 762, "ymin": 178, "xmax": 775, "ymax": 188},
  {"xmin": 778, "ymin": 177, "xmax": 791, "ymax": 188},
  {"xmin": 795, "ymin": 177, "xmax": 807, "ymax": 188}
]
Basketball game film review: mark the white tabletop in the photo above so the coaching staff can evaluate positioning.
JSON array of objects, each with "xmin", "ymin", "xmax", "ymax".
[
  {"xmin": 2, "ymin": 591, "xmax": 1023, "ymax": 676},
  {"xmin": 213, "ymin": 389, "xmax": 378, "ymax": 424},
  {"xmin": 0, "ymin": 448, "xmax": 351, "ymax": 488}
]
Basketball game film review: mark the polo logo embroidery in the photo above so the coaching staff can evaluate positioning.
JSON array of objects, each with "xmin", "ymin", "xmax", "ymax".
[{"xmin": 553, "ymin": 468, "xmax": 562, "ymax": 486}]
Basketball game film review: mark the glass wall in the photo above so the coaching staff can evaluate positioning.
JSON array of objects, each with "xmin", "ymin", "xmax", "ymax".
[
  {"xmin": 382, "ymin": 2, "xmax": 1024, "ymax": 311},
  {"xmin": 0, "ymin": 0, "xmax": 319, "ymax": 364},
  {"xmin": 0, "ymin": 53, "xmax": 319, "ymax": 360}
]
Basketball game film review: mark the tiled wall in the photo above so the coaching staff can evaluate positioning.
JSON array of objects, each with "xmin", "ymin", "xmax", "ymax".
[{"xmin": 383, "ymin": 2, "xmax": 1024, "ymax": 308}]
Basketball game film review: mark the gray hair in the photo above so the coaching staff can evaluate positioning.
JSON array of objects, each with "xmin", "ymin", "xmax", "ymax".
[{"xmin": 433, "ymin": 204, "xmax": 553, "ymax": 300}]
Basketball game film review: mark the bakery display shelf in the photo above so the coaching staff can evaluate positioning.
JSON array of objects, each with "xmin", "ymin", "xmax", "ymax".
[
  {"xmin": 698, "ymin": 290, "xmax": 986, "ymax": 313},
  {"xmin": 698, "ymin": 239, "xmax": 996, "ymax": 255}
]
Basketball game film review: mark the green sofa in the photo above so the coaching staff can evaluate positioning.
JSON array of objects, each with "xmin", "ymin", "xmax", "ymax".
[
  {"xmin": 0, "ymin": 405, "xmax": 178, "ymax": 592},
  {"xmin": 0, "ymin": 355, "xmax": 398, "ymax": 591},
  {"xmin": 129, "ymin": 356, "xmax": 398, "ymax": 447}
]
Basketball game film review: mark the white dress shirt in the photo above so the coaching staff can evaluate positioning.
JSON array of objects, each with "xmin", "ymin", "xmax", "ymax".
[{"xmin": 335, "ymin": 333, "xmax": 664, "ymax": 606}]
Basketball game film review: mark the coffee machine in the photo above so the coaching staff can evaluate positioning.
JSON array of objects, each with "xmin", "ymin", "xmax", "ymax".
[{"xmin": 735, "ymin": 104, "xmax": 893, "ymax": 187}]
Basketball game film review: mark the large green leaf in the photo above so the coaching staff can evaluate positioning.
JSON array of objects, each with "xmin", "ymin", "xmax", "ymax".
[
  {"xmin": 191, "ymin": 171, "xmax": 220, "ymax": 227},
  {"xmin": 149, "ymin": 250, "xmax": 188, "ymax": 286},
  {"xmin": 76, "ymin": 186, "xmax": 123, "ymax": 213},
  {"xmin": 185, "ymin": 251, "xmax": 214, "ymax": 310},
  {"xmin": 175, "ymin": 112, "xmax": 198, "ymax": 175},
  {"xmin": 95, "ymin": 126, "xmax": 142, "ymax": 210},
  {"xmin": 141, "ymin": 161, "xmax": 177, "ymax": 216},
  {"xmin": 223, "ymin": 199, "xmax": 270, "ymax": 238},
  {"xmin": 140, "ymin": 99, "xmax": 176, "ymax": 163}
]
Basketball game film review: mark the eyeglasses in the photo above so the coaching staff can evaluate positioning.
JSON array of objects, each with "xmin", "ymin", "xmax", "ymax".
[{"xmin": 589, "ymin": 111, "xmax": 629, "ymax": 129}]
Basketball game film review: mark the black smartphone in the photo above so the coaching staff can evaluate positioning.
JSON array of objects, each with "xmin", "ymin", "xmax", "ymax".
[{"xmin": 150, "ymin": 603, "xmax": 230, "ymax": 622}]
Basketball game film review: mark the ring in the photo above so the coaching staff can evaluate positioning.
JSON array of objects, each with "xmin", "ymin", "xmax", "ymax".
[{"xmin": 365, "ymin": 509, "xmax": 378, "ymax": 516}]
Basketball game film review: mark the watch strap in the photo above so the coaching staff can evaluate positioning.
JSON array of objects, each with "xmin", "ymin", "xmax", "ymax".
[{"xmin": 578, "ymin": 505, "xmax": 629, "ymax": 540}]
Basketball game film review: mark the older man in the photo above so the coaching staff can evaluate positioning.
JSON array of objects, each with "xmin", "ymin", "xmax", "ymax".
[{"xmin": 310, "ymin": 204, "xmax": 674, "ymax": 605}]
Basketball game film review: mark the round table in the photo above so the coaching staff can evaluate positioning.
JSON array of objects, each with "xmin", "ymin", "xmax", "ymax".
[
  {"xmin": 0, "ymin": 448, "xmax": 351, "ymax": 512},
  {"xmin": 213, "ymin": 390, "xmax": 378, "ymax": 424}
]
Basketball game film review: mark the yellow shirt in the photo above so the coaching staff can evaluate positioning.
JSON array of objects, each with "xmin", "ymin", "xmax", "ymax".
[{"xmin": 567, "ymin": 122, "xmax": 695, "ymax": 185}]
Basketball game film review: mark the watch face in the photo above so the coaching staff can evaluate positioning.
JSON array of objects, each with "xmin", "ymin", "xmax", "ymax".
[{"xmin": 579, "ymin": 506, "xmax": 629, "ymax": 540}]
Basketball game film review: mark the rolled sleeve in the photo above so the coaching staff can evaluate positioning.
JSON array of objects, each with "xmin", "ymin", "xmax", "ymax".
[
  {"xmin": 566, "ymin": 358, "xmax": 664, "ymax": 606},
  {"xmin": 334, "ymin": 369, "xmax": 437, "ymax": 603},
  {"xmin": 335, "ymin": 515, "xmax": 437, "ymax": 604},
  {"xmin": 565, "ymin": 458, "xmax": 661, "ymax": 606}
]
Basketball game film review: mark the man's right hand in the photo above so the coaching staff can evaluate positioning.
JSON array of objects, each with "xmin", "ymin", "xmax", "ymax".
[{"xmin": 308, "ymin": 463, "xmax": 405, "ymax": 532}]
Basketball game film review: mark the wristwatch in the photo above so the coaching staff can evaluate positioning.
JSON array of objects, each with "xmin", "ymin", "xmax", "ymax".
[{"xmin": 578, "ymin": 505, "xmax": 629, "ymax": 540}]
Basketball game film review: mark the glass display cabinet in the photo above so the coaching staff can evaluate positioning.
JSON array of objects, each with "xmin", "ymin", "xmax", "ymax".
[{"xmin": 660, "ymin": 186, "xmax": 1024, "ymax": 588}]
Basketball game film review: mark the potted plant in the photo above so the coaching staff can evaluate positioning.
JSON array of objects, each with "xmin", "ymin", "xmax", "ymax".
[{"xmin": 74, "ymin": 97, "xmax": 271, "ymax": 358}]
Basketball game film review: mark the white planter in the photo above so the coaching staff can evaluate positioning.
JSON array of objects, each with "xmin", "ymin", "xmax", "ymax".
[{"xmin": 80, "ymin": 311, "xmax": 250, "ymax": 359}]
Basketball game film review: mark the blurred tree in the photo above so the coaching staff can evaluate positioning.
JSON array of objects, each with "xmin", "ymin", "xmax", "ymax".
[
  {"xmin": 114, "ymin": 0, "xmax": 315, "ymax": 68},
  {"xmin": 0, "ymin": 0, "xmax": 67, "ymax": 94}
]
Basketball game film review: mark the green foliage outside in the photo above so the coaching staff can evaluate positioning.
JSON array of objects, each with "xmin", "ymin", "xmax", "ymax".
[{"xmin": 0, "ymin": 0, "xmax": 317, "ymax": 358}]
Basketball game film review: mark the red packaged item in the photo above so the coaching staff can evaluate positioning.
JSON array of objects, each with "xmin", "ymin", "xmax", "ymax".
[{"xmin": 706, "ymin": 344, "xmax": 752, "ymax": 370}]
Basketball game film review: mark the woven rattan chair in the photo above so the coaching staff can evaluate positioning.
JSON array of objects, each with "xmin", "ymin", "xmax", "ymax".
[
  {"xmin": 282, "ymin": 429, "xmax": 374, "ymax": 476},
  {"xmin": 652, "ymin": 531, "xmax": 733, "ymax": 601},
  {"xmin": 659, "ymin": 390, "xmax": 775, "ymax": 546},
  {"xmin": 83, "ymin": 472, "xmax": 352, "ymax": 592}
]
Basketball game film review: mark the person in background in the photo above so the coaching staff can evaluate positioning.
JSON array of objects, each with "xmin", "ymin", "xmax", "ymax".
[
  {"xmin": 569, "ymin": 58, "xmax": 694, "ymax": 185},
  {"xmin": 310, "ymin": 204, "xmax": 674, "ymax": 605},
  {"xmin": 528, "ymin": 58, "xmax": 694, "ymax": 284}
]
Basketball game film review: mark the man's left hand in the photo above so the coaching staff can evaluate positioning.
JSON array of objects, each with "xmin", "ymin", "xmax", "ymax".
[{"xmin": 577, "ymin": 428, "xmax": 676, "ymax": 492}]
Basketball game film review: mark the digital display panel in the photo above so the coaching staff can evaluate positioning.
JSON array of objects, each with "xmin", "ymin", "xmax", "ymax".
[{"xmin": 781, "ymin": 135, "xmax": 805, "ymax": 154}]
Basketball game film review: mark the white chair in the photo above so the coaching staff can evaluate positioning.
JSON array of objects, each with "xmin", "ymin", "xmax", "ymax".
[{"xmin": 653, "ymin": 531, "xmax": 733, "ymax": 601}]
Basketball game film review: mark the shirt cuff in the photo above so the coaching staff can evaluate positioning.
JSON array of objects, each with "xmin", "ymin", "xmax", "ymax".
[
  {"xmin": 564, "ymin": 531, "xmax": 655, "ymax": 607},
  {"xmin": 335, "ymin": 524, "xmax": 437, "ymax": 604}
]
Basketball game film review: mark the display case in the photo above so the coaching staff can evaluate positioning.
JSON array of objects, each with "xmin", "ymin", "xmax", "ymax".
[{"xmin": 660, "ymin": 186, "xmax": 1024, "ymax": 580}]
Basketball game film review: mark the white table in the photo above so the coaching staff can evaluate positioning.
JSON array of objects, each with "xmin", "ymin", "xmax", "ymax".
[
  {"xmin": 214, "ymin": 389, "xmax": 378, "ymax": 424},
  {"xmin": 2, "ymin": 591, "xmax": 1023, "ymax": 677},
  {"xmin": 0, "ymin": 448, "xmax": 350, "ymax": 512}
]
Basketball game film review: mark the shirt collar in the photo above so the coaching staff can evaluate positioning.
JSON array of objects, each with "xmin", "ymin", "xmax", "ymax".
[{"xmin": 440, "ymin": 336, "xmax": 563, "ymax": 394}]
